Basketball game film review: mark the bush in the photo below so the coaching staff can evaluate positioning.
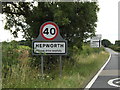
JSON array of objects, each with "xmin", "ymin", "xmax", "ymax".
[
  {"xmin": 80, "ymin": 44, "xmax": 104, "ymax": 56},
  {"xmin": 2, "ymin": 41, "xmax": 19, "ymax": 66},
  {"xmin": 101, "ymin": 39, "xmax": 111, "ymax": 47},
  {"xmin": 2, "ymin": 41, "xmax": 109, "ymax": 88},
  {"xmin": 109, "ymin": 45, "xmax": 120, "ymax": 52},
  {"xmin": 2, "ymin": 41, "xmax": 20, "ymax": 78}
]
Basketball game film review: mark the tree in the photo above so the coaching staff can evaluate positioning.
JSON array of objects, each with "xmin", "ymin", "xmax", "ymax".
[
  {"xmin": 2, "ymin": 2, "xmax": 99, "ymax": 49},
  {"xmin": 101, "ymin": 39, "xmax": 111, "ymax": 47},
  {"xmin": 115, "ymin": 40, "xmax": 120, "ymax": 46}
]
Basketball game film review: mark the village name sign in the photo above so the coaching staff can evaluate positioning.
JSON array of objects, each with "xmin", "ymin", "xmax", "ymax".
[{"xmin": 32, "ymin": 21, "xmax": 67, "ymax": 55}]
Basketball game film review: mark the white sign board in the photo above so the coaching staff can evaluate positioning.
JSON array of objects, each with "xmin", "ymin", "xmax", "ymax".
[
  {"xmin": 90, "ymin": 34, "xmax": 102, "ymax": 48},
  {"xmin": 33, "ymin": 41, "xmax": 66, "ymax": 55},
  {"xmin": 90, "ymin": 40, "xmax": 101, "ymax": 48}
]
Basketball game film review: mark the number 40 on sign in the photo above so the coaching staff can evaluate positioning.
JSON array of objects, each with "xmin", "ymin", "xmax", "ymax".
[{"xmin": 40, "ymin": 22, "xmax": 59, "ymax": 40}]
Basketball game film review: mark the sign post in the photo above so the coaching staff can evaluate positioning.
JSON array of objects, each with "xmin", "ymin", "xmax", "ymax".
[
  {"xmin": 59, "ymin": 56, "xmax": 62, "ymax": 77},
  {"xmin": 32, "ymin": 21, "xmax": 67, "ymax": 77},
  {"xmin": 41, "ymin": 56, "xmax": 43, "ymax": 76}
]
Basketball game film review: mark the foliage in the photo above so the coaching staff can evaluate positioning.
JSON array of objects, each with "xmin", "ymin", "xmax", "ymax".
[
  {"xmin": 2, "ymin": 43, "xmax": 109, "ymax": 88},
  {"xmin": 18, "ymin": 40, "xmax": 30, "ymax": 46},
  {"xmin": 72, "ymin": 44, "xmax": 104, "ymax": 56},
  {"xmin": 2, "ymin": 41, "xmax": 32, "ymax": 78},
  {"xmin": 101, "ymin": 39, "xmax": 120, "ymax": 52},
  {"xmin": 112, "ymin": 40, "xmax": 120, "ymax": 52},
  {"xmin": 18, "ymin": 45, "xmax": 31, "ymax": 50},
  {"xmin": 101, "ymin": 39, "xmax": 112, "ymax": 47},
  {"xmin": 2, "ymin": 40, "xmax": 19, "ymax": 66},
  {"xmin": 115, "ymin": 40, "xmax": 120, "ymax": 46},
  {"xmin": 2, "ymin": 2, "xmax": 99, "ymax": 49},
  {"xmin": 109, "ymin": 45, "xmax": 120, "ymax": 52}
]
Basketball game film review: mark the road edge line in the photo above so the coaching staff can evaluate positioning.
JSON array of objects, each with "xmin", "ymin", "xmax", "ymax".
[{"xmin": 85, "ymin": 53, "xmax": 112, "ymax": 89}]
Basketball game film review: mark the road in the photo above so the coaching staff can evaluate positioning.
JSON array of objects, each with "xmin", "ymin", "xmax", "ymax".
[{"xmin": 86, "ymin": 48, "xmax": 120, "ymax": 89}]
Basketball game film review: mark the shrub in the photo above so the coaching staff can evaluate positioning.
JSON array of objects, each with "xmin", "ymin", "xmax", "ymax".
[
  {"xmin": 109, "ymin": 45, "xmax": 120, "ymax": 52},
  {"xmin": 80, "ymin": 44, "xmax": 104, "ymax": 56},
  {"xmin": 2, "ymin": 41, "xmax": 19, "ymax": 66}
]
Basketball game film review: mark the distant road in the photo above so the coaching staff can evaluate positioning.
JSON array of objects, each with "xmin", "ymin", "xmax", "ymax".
[{"xmin": 86, "ymin": 48, "xmax": 120, "ymax": 89}]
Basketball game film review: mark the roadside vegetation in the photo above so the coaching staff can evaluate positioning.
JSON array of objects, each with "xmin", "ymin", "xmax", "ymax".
[
  {"xmin": 2, "ymin": 2, "xmax": 110, "ymax": 88},
  {"xmin": 2, "ymin": 41, "xmax": 109, "ymax": 88},
  {"xmin": 102, "ymin": 39, "xmax": 120, "ymax": 52},
  {"xmin": 109, "ymin": 40, "xmax": 120, "ymax": 52}
]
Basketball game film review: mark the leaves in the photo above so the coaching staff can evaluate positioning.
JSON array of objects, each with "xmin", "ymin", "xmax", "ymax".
[{"xmin": 3, "ymin": 2, "xmax": 99, "ymax": 49}]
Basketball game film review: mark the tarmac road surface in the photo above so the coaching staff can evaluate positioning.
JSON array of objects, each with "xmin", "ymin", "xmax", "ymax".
[{"xmin": 86, "ymin": 48, "xmax": 120, "ymax": 89}]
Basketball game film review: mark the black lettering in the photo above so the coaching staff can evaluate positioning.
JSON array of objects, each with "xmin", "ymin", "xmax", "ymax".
[
  {"xmin": 50, "ymin": 44, "xmax": 54, "ymax": 48},
  {"xmin": 36, "ymin": 44, "xmax": 39, "ymax": 48},
  {"xmin": 46, "ymin": 44, "xmax": 50, "ymax": 47},
  {"xmin": 43, "ymin": 44, "xmax": 46, "ymax": 47},
  {"xmin": 54, "ymin": 44, "xmax": 57, "ymax": 47},
  {"xmin": 60, "ymin": 44, "xmax": 64, "ymax": 47},
  {"xmin": 40, "ymin": 44, "xmax": 42, "ymax": 48}
]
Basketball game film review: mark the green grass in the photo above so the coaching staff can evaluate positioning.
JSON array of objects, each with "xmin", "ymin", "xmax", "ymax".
[
  {"xmin": 109, "ymin": 45, "xmax": 120, "ymax": 52},
  {"xmin": 2, "ymin": 47, "xmax": 109, "ymax": 88}
]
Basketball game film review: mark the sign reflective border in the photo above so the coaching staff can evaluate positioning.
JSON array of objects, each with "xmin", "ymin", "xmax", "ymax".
[
  {"xmin": 33, "ymin": 41, "xmax": 67, "ymax": 55},
  {"xmin": 40, "ymin": 22, "xmax": 59, "ymax": 40}
]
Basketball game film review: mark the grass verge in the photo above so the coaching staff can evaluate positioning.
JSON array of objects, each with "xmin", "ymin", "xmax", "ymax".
[{"xmin": 2, "ymin": 48, "xmax": 109, "ymax": 88}]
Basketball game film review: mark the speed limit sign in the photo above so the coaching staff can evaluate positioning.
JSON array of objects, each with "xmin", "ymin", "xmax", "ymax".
[
  {"xmin": 40, "ymin": 22, "xmax": 59, "ymax": 40},
  {"xmin": 33, "ymin": 21, "xmax": 67, "ymax": 55}
]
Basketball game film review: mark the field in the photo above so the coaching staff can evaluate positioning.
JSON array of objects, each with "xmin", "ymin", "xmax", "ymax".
[{"xmin": 2, "ymin": 41, "xmax": 109, "ymax": 88}]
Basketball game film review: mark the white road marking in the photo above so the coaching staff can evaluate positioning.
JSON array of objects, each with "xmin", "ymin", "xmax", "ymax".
[
  {"xmin": 85, "ymin": 53, "xmax": 111, "ymax": 88},
  {"xmin": 116, "ymin": 81, "xmax": 120, "ymax": 84},
  {"xmin": 108, "ymin": 78, "xmax": 120, "ymax": 87},
  {"xmin": 105, "ymin": 48, "xmax": 119, "ymax": 55}
]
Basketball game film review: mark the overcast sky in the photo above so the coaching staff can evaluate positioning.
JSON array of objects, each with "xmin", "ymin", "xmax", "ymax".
[
  {"xmin": 96, "ymin": 0, "xmax": 119, "ymax": 44},
  {"xmin": 0, "ymin": 0, "xmax": 119, "ymax": 43}
]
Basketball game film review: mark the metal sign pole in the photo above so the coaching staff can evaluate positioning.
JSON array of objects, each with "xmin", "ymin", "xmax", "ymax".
[
  {"xmin": 98, "ymin": 40, "xmax": 101, "ymax": 54},
  {"xmin": 60, "ymin": 56, "xmax": 62, "ymax": 77},
  {"xmin": 99, "ymin": 40, "xmax": 101, "ymax": 48},
  {"xmin": 41, "ymin": 56, "xmax": 44, "ymax": 77}
]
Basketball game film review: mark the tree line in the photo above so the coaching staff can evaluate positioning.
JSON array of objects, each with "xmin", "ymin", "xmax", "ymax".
[
  {"xmin": 2, "ymin": 2, "xmax": 99, "ymax": 50},
  {"xmin": 102, "ymin": 39, "xmax": 120, "ymax": 52}
]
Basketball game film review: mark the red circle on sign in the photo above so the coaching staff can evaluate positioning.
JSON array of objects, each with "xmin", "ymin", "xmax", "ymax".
[{"xmin": 40, "ymin": 22, "xmax": 59, "ymax": 40}]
